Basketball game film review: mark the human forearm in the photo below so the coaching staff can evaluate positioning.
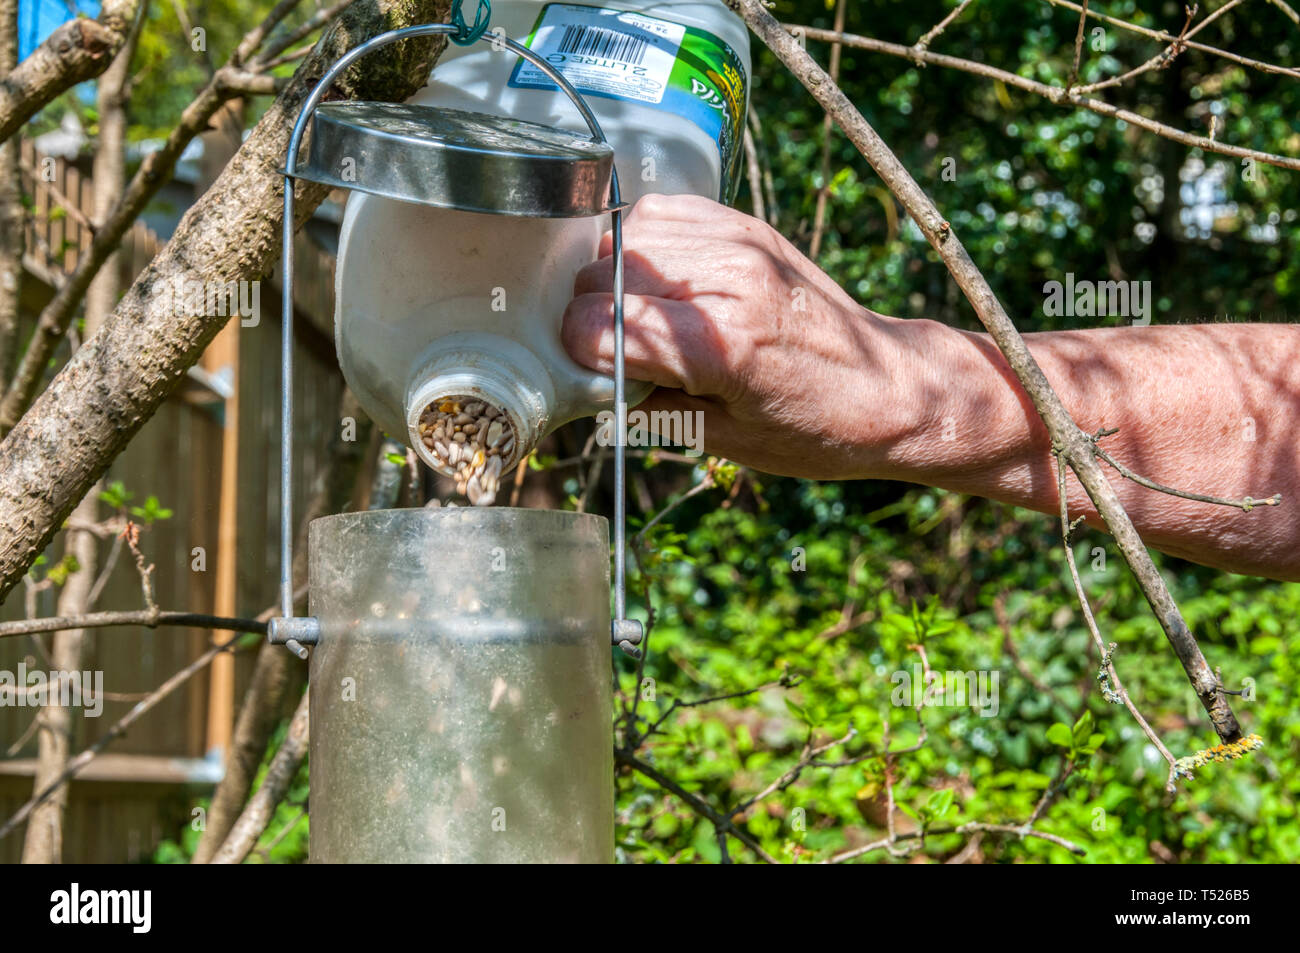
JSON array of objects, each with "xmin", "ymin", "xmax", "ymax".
[
  {"xmin": 561, "ymin": 195, "xmax": 1300, "ymax": 580},
  {"xmin": 878, "ymin": 320, "xmax": 1300, "ymax": 579}
]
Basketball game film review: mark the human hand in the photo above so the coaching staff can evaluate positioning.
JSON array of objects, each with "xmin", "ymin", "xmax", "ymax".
[{"xmin": 562, "ymin": 193, "xmax": 924, "ymax": 479}]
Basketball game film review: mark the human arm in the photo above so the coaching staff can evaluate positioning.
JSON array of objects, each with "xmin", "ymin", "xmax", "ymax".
[{"xmin": 562, "ymin": 195, "xmax": 1300, "ymax": 580}]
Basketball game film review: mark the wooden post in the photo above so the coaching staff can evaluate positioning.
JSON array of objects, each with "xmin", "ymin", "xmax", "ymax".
[
  {"xmin": 203, "ymin": 323, "xmax": 239, "ymax": 760},
  {"xmin": 200, "ymin": 99, "xmax": 247, "ymax": 762}
]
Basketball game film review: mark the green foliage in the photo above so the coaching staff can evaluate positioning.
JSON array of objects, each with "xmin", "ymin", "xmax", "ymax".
[
  {"xmin": 98, "ymin": 481, "xmax": 172, "ymax": 522},
  {"xmin": 97, "ymin": 480, "xmax": 133, "ymax": 510},
  {"xmin": 130, "ymin": 495, "xmax": 174, "ymax": 525},
  {"xmin": 614, "ymin": 477, "xmax": 1299, "ymax": 863},
  {"xmin": 44, "ymin": 554, "xmax": 82, "ymax": 587},
  {"xmin": 747, "ymin": 0, "xmax": 1298, "ymax": 329}
]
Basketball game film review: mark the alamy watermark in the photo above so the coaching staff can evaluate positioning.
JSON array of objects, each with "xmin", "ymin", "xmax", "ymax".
[
  {"xmin": 1043, "ymin": 273, "xmax": 1151, "ymax": 326},
  {"xmin": 891, "ymin": 665, "xmax": 1000, "ymax": 718},
  {"xmin": 50, "ymin": 883, "xmax": 150, "ymax": 933},
  {"xmin": 0, "ymin": 663, "xmax": 104, "ymax": 717},
  {"xmin": 595, "ymin": 405, "xmax": 704, "ymax": 456},
  {"xmin": 151, "ymin": 276, "xmax": 260, "ymax": 326}
]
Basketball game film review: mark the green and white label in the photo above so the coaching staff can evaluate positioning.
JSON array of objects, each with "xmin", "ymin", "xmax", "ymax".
[{"xmin": 508, "ymin": 3, "xmax": 749, "ymax": 200}]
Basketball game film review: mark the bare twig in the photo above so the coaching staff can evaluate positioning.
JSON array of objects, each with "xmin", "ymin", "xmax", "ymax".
[
  {"xmin": 252, "ymin": 0, "xmax": 359, "ymax": 68},
  {"xmin": 1073, "ymin": 1, "xmax": 1211, "ymax": 96},
  {"xmin": 255, "ymin": 807, "xmax": 306, "ymax": 860},
  {"xmin": 634, "ymin": 468, "xmax": 718, "ymax": 544},
  {"xmin": 826, "ymin": 821, "xmax": 1086, "ymax": 861},
  {"xmin": 122, "ymin": 521, "xmax": 156, "ymax": 613},
  {"xmin": 1089, "ymin": 428, "xmax": 1281, "ymax": 512},
  {"xmin": 18, "ymin": 158, "xmax": 96, "ymax": 233},
  {"xmin": 615, "ymin": 748, "xmax": 780, "ymax": 863},
  {"xmin": 914, "ymin": 0, "xmax": 975, "ymax": 56},
  {"xmin": 742, "ymin": 123, "xmax": 765, "ymax": 222},
  {"xmin": 508, "ymin": 450, "xmax": 531, "ymax": 507},
  {"xmin": 85, "ymin": 532, "xmax": 125, "ymax": 607},
  {"xmin": 257, "ymin": 43, "xmax": 315, "ymax": 71},
  {"xmin": 809, "ymin": 0, "xmax": 847, "ymax": 259},
  {"xmin": 746, "ymin": 107, "xmax": 779, "ymax": 227},
  {"xmin": 639, "ymin": 678, "xmax": 791, "ymax": 744},
  {"xmin": 1065, "ymin": 0, "xmax": 1088, "ymax": 93},
  {"xmin": 1055, "ymin": 452, "xmax": 1178, "ymax": 780},
  {"xmin": 782, "ymin": 24, "xmax": 1300, "ymax": 171},
  {"xmin": 1263, "ymin": 0, "xmax": 1300, "ymax": 24},
  {"xmin": 0, "ymin": 609, "xmax": 267, "ymax": 640},
  {"xmin": 1022, "ymin": 754, "xmax": 1076, "ymax": 832},
  {"xmin": 1042, "ymin": 0, "xmax": 1300, "ymax": 81},
  {"xmin": 730, "ymin": 726, "xmax": 856, "ymax": 820}
]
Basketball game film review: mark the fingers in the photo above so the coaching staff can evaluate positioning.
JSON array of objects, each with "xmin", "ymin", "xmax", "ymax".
[
  {"xmin": 573, "ymin": 245, "xmax": 699, "ymax": 299},
  {"xmin": 562, "ymin": 292, "xmax": 727, "ymax": 396},
  {"xmin": 624, "ymin": 192, "xmax": 729, "ymax": 227},
  {"xmin": 579, "ymin": 196, "xmax": 782, "ymax": 297}
]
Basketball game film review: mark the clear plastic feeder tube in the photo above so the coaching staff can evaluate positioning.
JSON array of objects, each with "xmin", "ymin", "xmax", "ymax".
[{"xmin": 308, "ymin": 508, "xmax": 614, "ymax": 863}]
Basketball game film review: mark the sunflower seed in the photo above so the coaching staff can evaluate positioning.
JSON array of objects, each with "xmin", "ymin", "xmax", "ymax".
[{"xmin": 417, "ymin": 393, "xmax": 517, "ymax": 506}]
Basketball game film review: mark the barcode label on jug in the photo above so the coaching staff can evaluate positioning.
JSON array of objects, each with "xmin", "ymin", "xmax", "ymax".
[
  {"xmin": 556, "ymin": 25, "xmax": 649, "ymax": 66},
  {"xmin": 509, "ymin": 3, "xmax": 685, "ymax": 105}
]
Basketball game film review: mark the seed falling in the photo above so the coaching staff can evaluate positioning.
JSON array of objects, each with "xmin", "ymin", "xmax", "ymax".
[{"xmin": 417, "ymin": 395, "xmax": 514, "ymax": 506}]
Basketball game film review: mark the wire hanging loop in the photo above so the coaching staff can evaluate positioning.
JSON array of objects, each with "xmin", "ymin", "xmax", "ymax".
[
  {"xmin": 275, "ymin": 20, "xmax": 641, "ymax": 658},
  {"xmin": 449, "ymin": 0, "xmax": 492, "ymax": 45}
]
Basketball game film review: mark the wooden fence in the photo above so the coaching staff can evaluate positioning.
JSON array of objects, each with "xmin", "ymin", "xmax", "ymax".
[{"xmin": 0, "ymin": 141, "xmax": 346, "ymax": 862}]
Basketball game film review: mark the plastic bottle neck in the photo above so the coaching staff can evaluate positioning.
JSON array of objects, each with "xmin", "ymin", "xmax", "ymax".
[{"xmin": 405, "ymin": 333, "xmax": 556, "ymax": 477}]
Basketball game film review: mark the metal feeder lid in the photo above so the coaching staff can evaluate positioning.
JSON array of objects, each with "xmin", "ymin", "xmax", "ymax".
[{"xmin": 289, "ymin": 101, "xmax": 621, "ymax": 218}]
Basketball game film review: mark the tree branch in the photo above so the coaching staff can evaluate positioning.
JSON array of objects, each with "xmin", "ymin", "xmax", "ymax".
[
  {"xmin": 0, "ymin": 609, "xmax": 267, "ymax": 639},
  {"xmin": 0, "ymin": 0, "xmax": 452, "ymax": 602},
  {"xmin": 0, "ymin": 0, "xmax": 322, "ymax": 433},
  {"xmin": 736, "ymin": 0, "xmax": 1244, "ymax": 743},
  {"xmin": 1042, "ymin": 0, "xmax": 1300, "ymax": 81},
  {"xmin": 208, "ymin": 690, "xmax": 310, "ymax": 864},
  {"xmin": 0, "ymin": 0, "xmax": 141, "ymax": 144},
  {"xmin": 914, "ymin": 0, "xmax": 975, "ymax": 56},
  {"xmin": 615, "ymin": 748, "xmax": 780, "ymax": 863}
]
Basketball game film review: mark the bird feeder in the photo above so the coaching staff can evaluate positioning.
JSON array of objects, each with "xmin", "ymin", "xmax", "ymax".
[{"xmin": 267, "ymin": 22, "xmax": 642, "ymax": 864}]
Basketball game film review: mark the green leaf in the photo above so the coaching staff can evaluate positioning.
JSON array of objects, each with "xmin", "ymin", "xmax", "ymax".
[
  {"xmin": 1046, "ymin": 723, "xmax": 1073, "ymax": 749},
  {"xmin": 129, "ymin": 494, "xmax": 173, "ymax": 525},
  {"xmin": 47, "ymin": 554, "xmax": 81, "ymax": 586},
  {"xmin": 1071, "ymin": 710, "xmax": 1095, "ymax": 748},
  {"xmin": 925, "ymin": 788, "xmax": 955, "ymax": 820},
  {"xmin": 1077, "ymin": 732, "xmax": 1106, "ymax": 756},
  {"xmin": 98, "ymin": 479, "xmax": 133, "ymax": 509}
]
